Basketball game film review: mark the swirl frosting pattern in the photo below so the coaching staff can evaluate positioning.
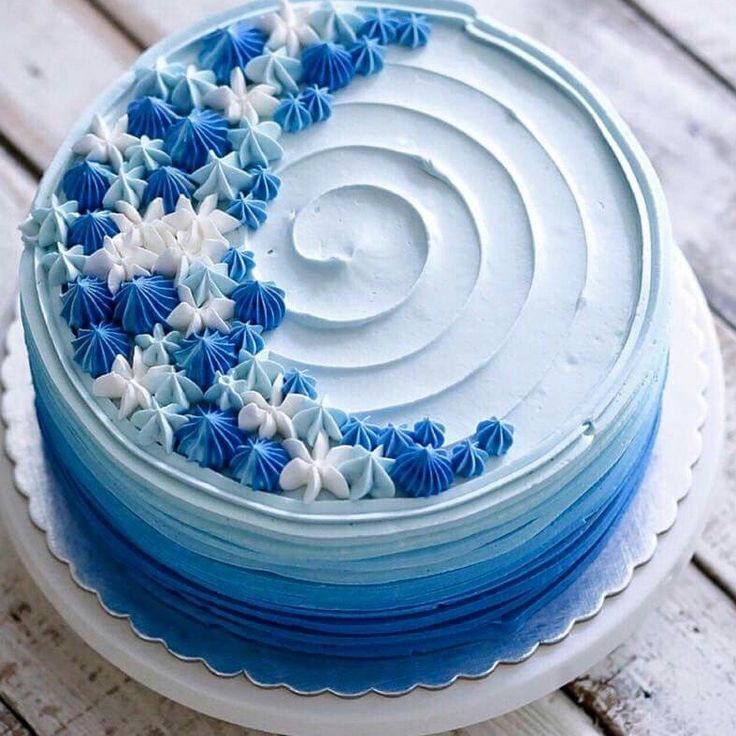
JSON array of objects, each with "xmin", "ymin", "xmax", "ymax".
[{"xmin": 19, "ymin": 0, "xmax": 671, "ymax": 694}]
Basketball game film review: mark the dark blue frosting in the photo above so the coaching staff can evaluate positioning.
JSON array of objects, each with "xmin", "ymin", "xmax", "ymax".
[
  {"xmin": 378, "ymin": 423, "xmax": 417, "ymax": 458},
  {"xmin": 413, "ymin": 417, "xmax": 445, "ymax": 448},
  {"xmin": 232, "ymin": 280, "xmax": 286, "ymax": 330},
  {"xmin": 174, "ymin": 329, "xmax": 238, "ymax": 389},
  {"xmin": 227, "ymin": 320, "xmax": 265, "ymax": 354},
  {"xmin": 451, "ymin": 440, "xmax": 488, "ymax": 478},
  {"xmin": 175, "ymin": 405, "xmax": 242, "ymax": 469},
  {"xmin": 67, "ymin": 211, "xmax": 119, "ymax": 255},
  {"xmin": 298, "ymin": 85, "xmax": 333, "ymax": 123},
  {"xmin": 226, "ymin": 195, "xmax": 268, "ymax": 231},
  {"xmin": 273, "ymin": 94, "xmax": 312, "ymax": 134},
  {"xmin": 475, "ymin": 417, "xmax": 514, "ymax": 456},
  {"xmin": 358, "ymin": 8, "xmax": 400, "ymax": 44},
  {"xmin": 230, "ymin": 437, "xmax": 289, "ymax": 492},
  {"xmin": 163, "ymin": 108, "xmax": 230, "ymax": 172},
  {"xmin": 221, "ymin": 246, "xmax": 256, "ymax": 282},
  {"xmin": 113, "ymin": 275, "xmax": 179, "ymax": 334},
  {"xmin": 395, "ymin": 13, "xmax": 431, "ymax": 48},
  {"xmin": 127, "ymin": 96, "xmax": 180, "ymax": 139},
  {"xmin": 390, "ymin": 445, "xmax": 454, "ymax": 497},
  {"xmin": 281, "ymin": 368, "xmax": 318, "ymax": 399},
  {"xmin": 301, "ymin": 42, "xmax": 356, "ymax": 91},
  {"xmin": 198, "ymin": 22, "xmax": 267, "ymax": 84},
  {"xmin": 349, "ymin": 37, "xmax": 386, "ymax": 75},
  {"xmin": 63, "ymin": 161, "xmax": 113, "ymax": 213},
  {"xmin": 340, "ymin": 416, "xmax": 382, "ymax": 450},
  {"xmin": 141, "ymin": 165, "xmax": 194, "ymax": 213},
  {"xmin": 247, "ymin": 166, "xmax": 281, "ymax": 201},
  {"xmin": 60, "ymin": 276, "xmax": 114, "ymax": 329},
  {"xmin": 71, "ymin": 321, "xmax": 131, "ymax": 378}
]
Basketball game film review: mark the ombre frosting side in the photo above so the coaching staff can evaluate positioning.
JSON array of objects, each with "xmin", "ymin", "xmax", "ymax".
[{"xmin": 18, "ymin": 0, "xmax": 672, "ymax": 695}]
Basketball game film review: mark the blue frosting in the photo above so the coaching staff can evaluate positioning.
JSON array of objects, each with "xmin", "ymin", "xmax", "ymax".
[
  {"xmin": 475, "ymin": 417, "xmax": 514, "ymax": 456},
  {"xmin": 349, "ymin": 37, "xmax": 386, "ymax": 75},
  {"xmin": 358, "ymin": 9, "xmax": 400, "ymax": 44},
  {"xmin": 378, "ymin": 423, "xmax": 417, "ymax": 458},
  {"xmin": 281, "ymin": 368, "xmax": 318, "ymax": 399},
  {"xmin": 301, "ymin": 42, "xmax": 356, "ymax": 91},
  {"xmin": 127, "ymin": 96, "xmax": 180, "ymax": 139},
  {"xmin": 141, "ymin": 165, "xmax": 194, "ymax": 213},
  {"xmin": 226, "ymin": 194, "xmax": 268, "ymax": 230},
  {"xmin": 71, "ymin": 322, "xmax": 130, "ymax": 378},
  {"xmin": 174, "ymin": 329, "xmax": 238, "ymax": 389},
  {"xmin": 228, "ymin": 321, "xmax": 265, "ymax": 354},
  {"xmin": 247, "ymin": 166, "xmax": 281, "ymax": 201},
  {"xmin": 198, "ymin": 22, "xmax": 266, "ymax": 84},
  {"xmin": 340, "ymin": 416, "xmax": 382, "ymax": 450},
  {"xmin": 62, "ymin": 161, "xmax": 113, "ymax": 213},
  {"xmin": 413, "ymin": 417, "xmax": 445, "ymax": 448},
  {"xmin": 163, "ymin": 108, "xmax": 230, "ymax": 172},
  {"xmin": 395, "ymin": 13, "xmax": 431, "ymax": 48},
  {"xmin": 232, "ymin": 280, "xmax": 286, "ymax": 330},
  {"xmin": 175, "ymin": 405, "xmax": 242, "ymax": 469},
  {"xmin": 298, "ymin": 85, "xmax": 333, "ymax": 123},
  {"xmin": 451, "ymin": 439, "xmax": 488, "ymax": 478},
  {"xmin": 113, "ymin": 275, "xmax": 179, "ymax": 334},
  {"xmin": 60, "ymin": 276, "xmax": 114, "ymax": 329},
  {"xmin": 273, "ymin": 94, "xmax": 312, "ymax": 134},
  {"xmin": 230, "ymin": 437, "xmax": 289, "ymax": 492},
  {"xmin": 221, "ymin": 246, "xmax": 256, "ymax": 283},
  {"xmin": 67, "ymin": 211, "xmax": 119, "ymax": 255},
  {"xmin": 390, "ymin": 445, "xmax": 454, "ymax": 497}
]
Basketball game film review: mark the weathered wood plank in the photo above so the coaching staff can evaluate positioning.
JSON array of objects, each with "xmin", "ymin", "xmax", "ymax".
[
  {"xmin": 0, "ymin": 700, "xmax": 34, "ymax": 736},
  {"xmin": 567, "ymin": 564, "xmax": 736, "ymax": 736},
  {"xmin": 634, "ymin": 0, "xmax": 736, "ymax": 88},
  {"xmin": 695, "ymin": 317, "xmax": 736, "ymax": 595},
  {"xmin": 0, "ymin": 0, "xmax": 137, "ymax": 170}
]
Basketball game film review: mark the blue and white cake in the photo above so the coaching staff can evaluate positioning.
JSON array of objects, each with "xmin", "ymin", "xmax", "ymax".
[{"xmin": 18, "ymin": 0, "xmax": 671, "ymax": 693}]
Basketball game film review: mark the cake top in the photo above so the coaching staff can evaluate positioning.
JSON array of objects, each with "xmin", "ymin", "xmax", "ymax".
[{"xmin": 20, "ymin": 1, "xmax": 667, "ymax": 508}]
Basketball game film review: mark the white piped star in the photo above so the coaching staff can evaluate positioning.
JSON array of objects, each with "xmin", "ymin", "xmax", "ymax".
[
  {"xmin": 205, "ymin": 68, "xmax": 279, "ymax": 126},
  {"xmin": 237, "ymin": 374, "xmax": 310, "ymax": 439},
  {"xmin": 166, "ymin": 284, "xmax": 234, "ymax": 336},
  {"xmin": 260, "ymin": 0, "xmax": 319, "ymax": 57},
  {"xmin": 84, "ymin": 234, "xmax": 157, "ymax": 292},
  {"xmin": 92, "ymin": 348, "xmax": 154, "ymax": 419},
  {"xmin": 72, "ymin": 114, "xmax": 138, "ymax": 171}
]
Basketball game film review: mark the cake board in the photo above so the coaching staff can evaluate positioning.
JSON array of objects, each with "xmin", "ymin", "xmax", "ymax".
[{"xmin": 0, "ymin": 251, "xmax": 724, "ymax": 736}]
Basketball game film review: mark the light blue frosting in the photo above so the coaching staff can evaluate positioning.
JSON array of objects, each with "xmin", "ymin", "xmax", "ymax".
[
  {"xmin": 231, "ymin": 349, "xmax": 282, "ymax": 396},
  {"xmin": 43, "ymin": 244, "xmax": 87, "ymax": 287},
  {"xmin": 131, "ymin": 400, "xmax": 188, "ymax": 453},
  {"xmin": 291, "ymin": 400, "xmax": 347, "ymax": 445},
  {"xmin": 144, "ymin": 365, "xmax": 203, "ymax": 408},
  {"xmin": 190, "ymin": 151, "xmax": 253, "ymax": 202},
  {"xmin": 204, "ymin": 371, "xmax": 250, "ymax": 410},
  {"xmin": 103, "ymin": 165, "xmax": 147, "ymax": 210},
  {"xmin": 244, "ymin": 48, "xmax": 303, "ymax": 94},
  {"xmin": 310, "ymin": 2, "xmax": 364, "ymax": 44},
  {"xmin": 124, "ymin": 136, "xmax": 172, "ymax": 172},
  {"xmin": 20, "ymin": 194, "xmax": 78, "ymax": 248},
  {"xmin": 340, "ymin": 445, "xmax": 395, "ymax": 500},
  {"xmin": 135, "ymin": 323, "xmax": 182, "ymax": 366},
  {"xmin": 170, "ymin": 65, "xmax": 217, "ymax": 112},
  {"xmin": 132, "ymin": 56, "xmax": 184, "ymax": 100},
  {"xmin": 228, "ymin": 120, "xmax": 284, "ymax": 169},
  {"xmin": 181, "ymin": 261, "xmax": 237, "ymax": 303}
]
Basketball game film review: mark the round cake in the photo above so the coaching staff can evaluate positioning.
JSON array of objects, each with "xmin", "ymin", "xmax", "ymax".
[{"xmin": 18, "ymin": 0, "xmax": 671, "ymax": 694}]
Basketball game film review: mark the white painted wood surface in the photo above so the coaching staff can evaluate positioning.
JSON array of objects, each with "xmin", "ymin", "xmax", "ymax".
[{"xmin": 0, "ymin": 0, "xmax": 734, "ymax": 733}]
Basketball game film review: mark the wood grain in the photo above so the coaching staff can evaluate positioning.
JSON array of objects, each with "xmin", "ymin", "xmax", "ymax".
[
  {"xmin": 635, "ymin": 0, "xmax": 736, "ymax": 87},
  {"xmin": 567, "ymin": 564, "xmax": 736, "ymax": 736},
  {"xmin": 0, "ymin": 0, "xmax": 136, "ymax": 171}
]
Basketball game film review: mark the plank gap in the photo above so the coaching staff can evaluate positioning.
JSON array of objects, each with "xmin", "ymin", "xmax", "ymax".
[
  {"xmin": 0, "ymin": 133, "xmax": 42, "ymax": 181},
  {"xmin": 83, "ymin": 0, "xmax": 147, "ymax": 51},
  {"xmin": 620, "ymin": 0, "xmax": 736, "ymax": 96},
  {"xmin": 561, "ymin": 683, "xmax": 625, "ymax": 736},
  {"xmin": 694, "ymin": 548, "xmax": 736, "ymax": 605},
  {"xmin": 0, "ymin": 695, "xmax": 37, "ymax": 736}
]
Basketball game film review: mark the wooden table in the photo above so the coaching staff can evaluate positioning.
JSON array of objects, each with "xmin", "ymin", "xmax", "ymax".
[{"xmin": 0, "ymin": 1, "xmax": 734, "ymax": 733}]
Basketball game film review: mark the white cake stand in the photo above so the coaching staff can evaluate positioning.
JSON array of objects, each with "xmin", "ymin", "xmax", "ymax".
[{"xmin": 0, "ymin": 254, "xmax": 724, "ymax": 736}]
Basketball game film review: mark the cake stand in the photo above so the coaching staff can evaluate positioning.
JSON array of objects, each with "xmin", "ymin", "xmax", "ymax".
[{"xmin": 0, "ymin": 253, "xmax": 724, "ymax": 736}]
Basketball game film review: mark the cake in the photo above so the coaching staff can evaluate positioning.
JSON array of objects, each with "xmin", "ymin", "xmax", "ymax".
[{"xmin": 18, "ymin": 0, "xmax": 671, "ymax": 694}]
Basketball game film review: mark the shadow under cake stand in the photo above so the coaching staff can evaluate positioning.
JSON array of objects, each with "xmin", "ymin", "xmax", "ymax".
[{"xmin": 0, "ymin": 252, "xmax": 724, "ymax": 736}]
